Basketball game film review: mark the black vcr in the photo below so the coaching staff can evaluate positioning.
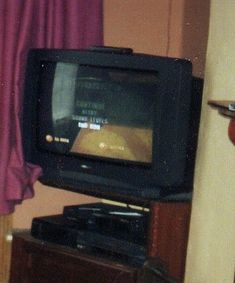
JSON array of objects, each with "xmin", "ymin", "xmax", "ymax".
[{"xmin": 31, "ymin": 202, "xmax": 149, "ymax": 266}]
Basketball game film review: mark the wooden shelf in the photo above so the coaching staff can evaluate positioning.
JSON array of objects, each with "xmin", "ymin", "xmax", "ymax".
[
  {"xmin": 208, "ymin": 100, "xmax": 235, "ymax": 118},
  {"xmin": 9, "ymin": 201, "xmax": 191, "ymax": 283},
  {"xmin": 208, "ymin": 100, "xmax": 235, "ymax": 144}
]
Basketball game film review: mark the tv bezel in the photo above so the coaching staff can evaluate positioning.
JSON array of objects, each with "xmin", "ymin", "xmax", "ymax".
[{"xmin": 22, "ymin": 48, "xmax": 196, "ymax": 205}]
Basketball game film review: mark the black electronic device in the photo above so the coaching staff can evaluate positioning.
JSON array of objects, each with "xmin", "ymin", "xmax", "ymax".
[
  {"xmin": 31, "ymin": 213, "xmax": 147, "ymax": 267},
  {"xmin": 63, "ymin": 202, "xmax": 148, "ymax": 239},
  {"xmin": 22, "ymin": 46, "xmax": 203, "ymax": 204}
]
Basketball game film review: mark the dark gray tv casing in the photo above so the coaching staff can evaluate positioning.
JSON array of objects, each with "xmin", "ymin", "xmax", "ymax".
[{"xmin": 22, "ymin": 47, "xmax": 202, "ymax": 205}]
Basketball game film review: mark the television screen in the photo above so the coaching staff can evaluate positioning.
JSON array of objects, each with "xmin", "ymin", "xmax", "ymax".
[
  {"xmin": 22, "ymin": 47, "xmax": 202, "ymax": 204},
  {"xmin": 38, "ymin": 62, "xmax": 157, "ymax": 165}
]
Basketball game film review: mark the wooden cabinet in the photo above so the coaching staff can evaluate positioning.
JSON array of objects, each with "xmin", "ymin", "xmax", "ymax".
[
  {"xmin": 9, "ymin": 233, "xmax": 139, "ymax": 283},
  {"xmin": 148, "ymin": 201, "xmax": 191, "ymax": 281},
  {"xmin": 9, "ymin": 201, "xmax": 191, "ymax": 283}
]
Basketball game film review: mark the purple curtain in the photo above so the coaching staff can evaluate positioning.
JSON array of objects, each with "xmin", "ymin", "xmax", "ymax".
[{"xmin": 0, "ymin": 0, "xmax": 103, "ymax": 214}]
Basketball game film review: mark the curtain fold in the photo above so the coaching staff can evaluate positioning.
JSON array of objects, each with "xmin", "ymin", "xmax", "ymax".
[{"xmin": 0, "ymin": 0, "xmax": 103, "ymax": 214}]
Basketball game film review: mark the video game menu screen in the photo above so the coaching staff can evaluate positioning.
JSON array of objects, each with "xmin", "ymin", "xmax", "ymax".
[{"xmin": 38, "ymin": 62, "xmax": 159, "ymax": 164}]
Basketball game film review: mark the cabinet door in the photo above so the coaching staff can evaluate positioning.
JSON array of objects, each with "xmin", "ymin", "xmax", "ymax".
[
  {"xmin": 27, "ymin": 249, "xmax": 137, "ymax": 283},
  {"xmin": 10, "ymin": 233, "xmax": 138, "ymax": 283}
]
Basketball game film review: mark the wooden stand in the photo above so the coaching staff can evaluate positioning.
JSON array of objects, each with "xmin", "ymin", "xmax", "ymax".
[
  {"xmin": 148, "ymin": 201, "xmax": 191, "ymax": 282},
  {"xmin": 9, "ymin": 201, "xmax": 191, "ymax": 283},
  {"xmin": 9, "ymin": 233, "xmax": 139, "ymax": 283}
]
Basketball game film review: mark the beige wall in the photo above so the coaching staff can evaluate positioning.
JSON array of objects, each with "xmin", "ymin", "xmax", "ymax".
[
  {"xmin": 103, "ymin": 0, "xmax": 209, "ymax": 77},
  {"xmin": 103, "ymin": 0, "xmax": 184, "ymax": 57},
  {"xmin": 185, "ymin": 1, "xmax": 235, "ymax": 283}
]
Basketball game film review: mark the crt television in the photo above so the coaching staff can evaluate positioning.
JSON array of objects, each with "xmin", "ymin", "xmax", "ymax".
[{"xmin": 22, "ymin": 46, "xmax": 202, "ymax": 205}]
